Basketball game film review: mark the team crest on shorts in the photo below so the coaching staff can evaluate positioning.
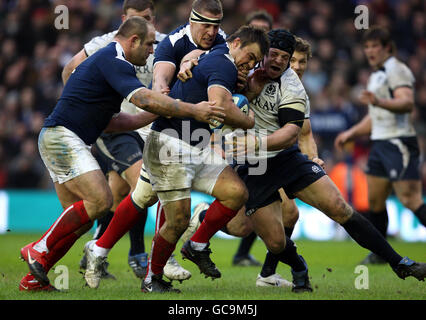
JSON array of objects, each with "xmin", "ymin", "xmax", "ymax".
[{"xmin": 312, "ymin": 165, "xmax": 321, "ymax": 174}]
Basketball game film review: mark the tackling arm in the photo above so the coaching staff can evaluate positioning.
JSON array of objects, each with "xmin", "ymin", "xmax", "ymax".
[{"xmin": 62, "ymin": 49, "xmax": 87, "ymax": 85}]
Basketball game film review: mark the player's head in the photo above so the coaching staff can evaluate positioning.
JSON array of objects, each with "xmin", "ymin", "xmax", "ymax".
[
  {"xmin": 263, "ymin": 29, "xmax": 295, "ymax": 79},
  {"xmin": 362, "ymin": 26, "xmax": 395, "ymax": 69},
  {"xmin": 116, "ymin": 16, "xmax": 156, "ymax": 66},
  {"xmin": 122, "ymin": 0, "xmax": 155, "ymax": 23},
  {"xmin": 227, "ymin": 25, "xmax": 269, "ymax": 73},
  {"xmin": 189, "ymin": 0, "xmax": 223, "ymax": 49},
  {"xmin": 245, "ymin": 10, "xmax": 273, "ymax": 32},
  {"xmin": 290, "ymin": 36, "xmax": 312, "ymax": 79}
]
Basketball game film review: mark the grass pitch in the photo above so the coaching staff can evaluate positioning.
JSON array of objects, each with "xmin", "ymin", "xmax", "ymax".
[{"xmin": 0, "ymin": 233, "xmax": 425, "ymax": 301}]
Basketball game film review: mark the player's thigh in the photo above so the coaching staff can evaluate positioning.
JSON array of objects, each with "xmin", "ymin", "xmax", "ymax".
[
  {"xmin": 294, "ymin": 175, "xmax": 353, "ymax": 224},
  {"xmin": 131, "ymin": 163, "xmax": 158, "ymax": 210},
  {"xmin": 366, "ymin": 174, "xmax": 392, "ymax": 211},
  {"xmin": 226, "ymin": 207, "xmax": 253, "ymax": 237},
  {"xmin": 392, "ymin": 179, "xmax": 423, "ymax": 211},
  {"xmin": 279, "ymin": 188, "xmax": 299, "ymax": 227},
  {"xmin": 249, "ymin": 200, "xmax": 285, "ymax": 253},
  {"xmin": 63, "ymin": 169, "xmax": 112, "ymax": 218}
]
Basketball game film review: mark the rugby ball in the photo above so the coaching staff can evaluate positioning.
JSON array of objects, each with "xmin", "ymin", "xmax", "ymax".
[{"xmin": 209, "ymin": 93, "xmax": 250, "ymax": 130}]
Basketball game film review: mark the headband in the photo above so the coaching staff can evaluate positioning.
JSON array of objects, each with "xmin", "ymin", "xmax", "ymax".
[{"xmin": 189, "ymin": 9, "xmax": 222, "ymax": 25}]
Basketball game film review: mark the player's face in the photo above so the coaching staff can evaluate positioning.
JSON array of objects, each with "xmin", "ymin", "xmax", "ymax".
[
  {"xmin": 122, "ymin": 8, "xmax": 155, "ymax": 23},
  {"xmin": 290, "ymin": 51, "xmax": 308, "ymax": 79},
  {"xmin": 264, "ymin": 48, "xmax": 291, "ymax": 79},
  {"xmin": 232, "ymin": 41, "xmax": 263, "ymax": 73},
  {"xmin": 190, "ymin": 11, "xmax": 222, "ymax": 49},
  {"xmin": 363, "ymin": 39, "xmax": 389, "ymax": 69},
  {"xmin": 248, "ymin": 19, "xmax": 271, "ymax": 32},
  {"xmin": 132, "ymin": 25, "xmax": 156, "ymax": 66}
]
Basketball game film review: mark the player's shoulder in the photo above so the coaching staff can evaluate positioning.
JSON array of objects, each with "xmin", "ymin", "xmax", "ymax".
[
  {"xmin": 201, "ymin": 43, "xmax": 236, "ymax": 69},
  {"xmin": 279, "ymin": 68, "xmax": 306, "ymax": 95},
  {"xmin": 84, "ymin": 30, "xmax": 118, "ymax": 56},
  {"xmin": 167, "ymin": 23, "xmax": 191, "ymax": 47},
  {"xmin": 384, "ymin": 56, "xmax": 413, "ymax": 77},
  {"xmin": 155, "ymin": 31, "xmax": 167, "ymax": 43}
]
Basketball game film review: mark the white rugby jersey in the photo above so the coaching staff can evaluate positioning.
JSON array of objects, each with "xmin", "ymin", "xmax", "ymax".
[
  {"xmin": 84, "ymin": 30, "xmax": 167, "ymax": 140},
  {"xmin": 249, "ymin": 67, "xmax": 307, "ymax": 158},
  {"xmin": 367, "ymin": 56, "xmax": 416, "ymax": 140}
]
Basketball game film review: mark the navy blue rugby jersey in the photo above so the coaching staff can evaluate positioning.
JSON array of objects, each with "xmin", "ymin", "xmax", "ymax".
[
  {"xmin": 152, "ymin": 43, "xmax": 237, "ymax": 147},
  {"xmin": 44, "ymin": 42, "xmax": 144, "ymax": 145},
  {"xmin": 153, "ymin": 23, "xmax": 226, "ymax": 89}
]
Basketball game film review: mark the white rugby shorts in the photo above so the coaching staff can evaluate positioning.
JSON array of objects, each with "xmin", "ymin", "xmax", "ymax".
[
  {"xmin": 38, "ymin": 126, "xmax": 100, "ymax": 184},
  {"xmin": 143, "ymin": 130, "xmax": 227, "ymax": 202}
]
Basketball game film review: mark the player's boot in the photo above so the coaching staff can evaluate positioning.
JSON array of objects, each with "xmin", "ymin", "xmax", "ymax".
[
  {"xmin": 256, "ymin": 273, "xmax": 294, "ymax": 288},
  {"xmin": 360, "ymin": 252, "xmax": 387, "ymax": 265},
  {"xmin": 141, "ymin": 274, "xmax": 181, "ymax": 293},
  {"xmin": 291, "ymin": 255, "xmax": 313, "ymax": 293},
  {"xmin": 181, "ymin": 240, "xmax": 221, "ymax": 279},
  {"xmin": 19, "ymin": 273, "xmax": 58, "ymax": 292},
  {"xmin": 20, "ymin": 242, "xmax": 50, "ymax": 286},
  {"xmin": 128, "ymin": 252, "xmax": 149, "ymax": 279},
  {"xmin": 80, "ymin": 249, "xmax": 116, "ymax": 280},
  {"xmin": 393, "ymin": 257, "xmax": 426, "ymax": 281},
  {"xmin": 83, "ymin": 240, "xmax": 107, "ymax": 288},
  {"xmin": 181, "ymin": 202, "xmax": 209, "ymax": 244},
  {"xmin": 164, "ymin": 254, "xmax": 192, "ymax": 282}
]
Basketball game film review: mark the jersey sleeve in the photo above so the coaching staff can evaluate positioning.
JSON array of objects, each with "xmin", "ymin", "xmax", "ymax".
[
  {"xmin": 278, "ymin": 78, "xmax": 307, "ymax": 115},
  {"xmin": 387, "ymin": 61, "xmax": 415, "ymax": 90},
  {"xmin": 98, "ymin": 53, "xmax": 144, "ymax": 101},
  {"xmin": 153, "ymin": 37, "xmax": 177, "ymax": 68},
  {"xmin": 205, "ymin": 56, "xmax": 237, "ymax": 94},
  {"xmin": 84, "ymin": 31, "xmax": 117, "ymax": 56}
]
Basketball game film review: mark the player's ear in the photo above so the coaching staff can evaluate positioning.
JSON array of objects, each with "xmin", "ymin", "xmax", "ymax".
[
  {"xmin": 232, "ymin": 37, "xmax": 241, "ymax": 50},
  {"xmin": 121, "ymin": 14, "xmax": 127, "ymax": 23},
  {"xmin": 130, "ymin": 35, "xmax": 141, "ymax": 48}
]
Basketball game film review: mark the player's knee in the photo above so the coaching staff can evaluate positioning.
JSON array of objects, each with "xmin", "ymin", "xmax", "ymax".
[
  {"xmin": 265, "ymin": 237, "xmax": 286, "ymax": 255},
  {"xmin": 283, "ymin": 205, "xmax": 299, "ymax": 227},
  {"xmin": 330, "ymin": 197, "xmax": 354, "ymax": 225},
  {"xmin": 131, "ymin": 180, "xmax": 158, "ymax": 209},
  {"xmin": 229, "ymin": 183, "xmax": 248, "ymax": 208}
]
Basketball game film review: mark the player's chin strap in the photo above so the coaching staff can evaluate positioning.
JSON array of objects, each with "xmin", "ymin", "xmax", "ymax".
[{"xmin": 189, "ymin": 9, "xmax": 222, "ymax": 25}]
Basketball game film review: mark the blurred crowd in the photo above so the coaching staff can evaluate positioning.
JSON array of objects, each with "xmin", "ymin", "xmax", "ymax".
[{"xmin": 0, "ymin": 0, "xmax": 425, "ymax": 192}]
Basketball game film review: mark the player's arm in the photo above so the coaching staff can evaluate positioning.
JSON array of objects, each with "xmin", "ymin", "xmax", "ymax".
[
  {"xmin": 208, "ymin": 86, "xmax": 254, "ymax": 129},
  {"xmin": 298, "ymin": 119, "xmax": 325, "ymax": 168},
  {"xmin": 263, "ymin": 107, "xmax": 303, "ymax": 151},
  {"xmin": 360, "ymin": 87, "xmax": 415, "ymax": 114},
  {"xmin": 130, "ymin": 87, "xmax": 225, "ymax": 124},
  {"xmin": 62, "ymin": 49, "xmax": 87, "ymax": 84},
  {"xmin": 152, "ymin": 62, "xmax": 175, "ymax": 94},
  {"xmin": 104, "ymin": 111, "xmax": 159, "ymax": 133},
  {"xmin": 177, "ymin": 49, "xmax": 204, "ymax": 82},
  {"xmin": 334, "ymin": 114, "xmax": 372, "ymax": 150}
]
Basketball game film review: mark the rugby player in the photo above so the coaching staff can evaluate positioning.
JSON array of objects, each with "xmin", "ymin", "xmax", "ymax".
[
  {"xmin": 335, "ymin": 26, "xmax": 426, "ymax": 264},
  {"xmin": 63, "ymin": 0, "xmax": 191, "ymax": 282}
]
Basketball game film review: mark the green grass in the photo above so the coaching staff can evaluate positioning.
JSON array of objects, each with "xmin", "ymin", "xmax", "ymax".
[{"xmin": 0, "ymin": 233, "xmax": 425, "ymax": 300}]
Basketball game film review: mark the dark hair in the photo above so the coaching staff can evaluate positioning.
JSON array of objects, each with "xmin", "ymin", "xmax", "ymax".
[
  {"xmin": 245, "ymin": 10, "xmax": 273, "ymax": 31},
  {"xmin": 192, "ymin": 0, "xmax": 223, "ymax": 16},
  {"xmin": 294, "ymin": 36, "xmax": 312, "ymax": 60},
  {"xmin": 227, "ymin": 25, "xmax": 270, "ymax": 57},
  {"xmin": 116, "ymin": 16, "xmax": 149, "ymax": 40},
  {"xmin": 362, "ymin": 26, "xmax": 395, "ymax": 54},
  {"xmin": 122, "ymin": 0, "xmax": 154, "ymax": 14}
]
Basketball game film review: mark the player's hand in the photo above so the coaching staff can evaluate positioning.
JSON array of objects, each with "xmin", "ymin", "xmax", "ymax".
[
  {"xmin": 161, "ymin": 87, "xmax": 170, "ymax": 95},
  {"xmin": 236, "ymin": 68, "xmax": 249, "ymax": 92},
  {"xmin": 194, "ymin": 100, "xmax": 226, "ymax": 126},
  {"xmin": 334, "ymin": 130, "xmax": 352, "ymax": 151},
  {"xmin": 177, "ymin": 58, "xmax": 198, "ymax": 82},
  {"xmin": 312, "ymin": 157, "xmax": 325, "ymax": 170},
  {"xmin": 359, "ymin": 90, "xmax": 378, "ymax": 106},
  {"xmin": 224, "ymin": 132, "xmax": 260, "ymax": 157},
  {"xmin": 247, "ymin": 68, "xmax": 268, "ymax": 97}
]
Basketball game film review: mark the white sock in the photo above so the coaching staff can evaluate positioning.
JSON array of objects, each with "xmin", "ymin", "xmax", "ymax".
[
  {"xmin": 190, "ymin": 240, "xmax": 207, "ymax": 251},
  {"xmin": 93, "ymin": 243, "xmax": 110, "ymax": 257}
]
